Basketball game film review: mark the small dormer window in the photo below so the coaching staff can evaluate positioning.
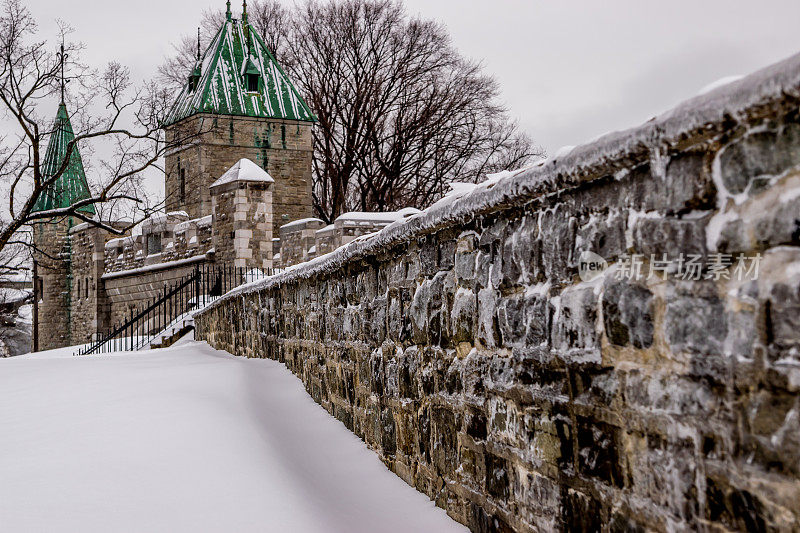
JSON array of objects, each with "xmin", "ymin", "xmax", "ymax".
[
  {"xmin": 188, "ymin": 73, "xmax": 200, "ymax": 93},
  {"xmin": 247, "ymin": 73, "xmax": 259, "ymax": 92}
]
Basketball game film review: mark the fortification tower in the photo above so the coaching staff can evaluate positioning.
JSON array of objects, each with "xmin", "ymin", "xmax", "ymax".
[
  {"xmin": 31, "ymin": 101, "xmax": 95, "ymax": 351},
  {"xmin": 162, "ymin": 1, "xmax": 316, "ymax": 233}
]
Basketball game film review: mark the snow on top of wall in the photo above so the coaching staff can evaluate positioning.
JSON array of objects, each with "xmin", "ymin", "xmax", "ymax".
[
  {"xmin": 697, "ymin": 75, "xmax": 744, "ymax": 96},
  {"xmin": 101, "ymin": 253, "xmax": 209, "ymax": 281},
  {"xmin": 203, "ymin": 51, "xmax": 800, "ymax": 309},
  {"xmin": 335, "ymin": 211, "xmax": 408, "ymax": 223},
  {"xmin": 174, "ymin": 220, "xmax": 196, "ymax": 234},
  {"xmin": 210, "ymin": 158, "xmax": 274, "ymax": 189},
  {"xmin": 105, "ymin": 237, "xmax": 125, "ymax": 249},
  {"xmin": 175, "ymin": 214, "xmax": 214, "ymax": 234},
  {"xmin": 142, "ymin": 211, "xmax": 190, "ymax": 233},
  {"xmin": 279, "ymin": 218, "xmax": 325, "ymax": 231}
]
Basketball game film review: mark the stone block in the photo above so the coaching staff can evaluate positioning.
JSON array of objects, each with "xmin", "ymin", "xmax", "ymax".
[
  {"xmin": 718, "ymin": 124, "xmax": 800, "ymax": 195},
  {"xmin": 601, "ymin": 278, "xmax": 654, "ymax": 349}
]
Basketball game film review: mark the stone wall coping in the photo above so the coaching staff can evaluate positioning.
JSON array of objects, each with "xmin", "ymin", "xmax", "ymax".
[
  {"xmin": 279, "ymin": 217, "xmax": 325, "ymax": 233},
  {"xmin": 101, "ymin": 252, "xmax": 209, "ymax": 281},
  {"xmin": 141, "ymin": 211, "xmax": 190, "ymax": 234},
  {"xmin": 202, "ymin": 51, "xmax": 800, "ymax": 311}
]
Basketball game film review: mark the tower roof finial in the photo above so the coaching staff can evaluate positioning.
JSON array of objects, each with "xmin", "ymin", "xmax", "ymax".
[
  {"xmin": 57, "ymin": 40, "xmax": 68, "ymax": 103},
  {"xmin": 226, "ymin": 0, "xmax": 232, "ymax": 21},
  {"xmin": 242, "ymin": 0, "xmax": 248, "ymax": 24},
  {"xmin": 197, "ymin": 27, "xmax": 201, "ymax": 61}
]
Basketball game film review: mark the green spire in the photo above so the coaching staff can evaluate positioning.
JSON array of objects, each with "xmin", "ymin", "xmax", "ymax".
[
  {"xmin": 32, "ymin": 103, "xmax": 94, "ymax": 215},
  {"xmin": 164, "ymin": 14, "xmax": 316, "ymax": 126}
]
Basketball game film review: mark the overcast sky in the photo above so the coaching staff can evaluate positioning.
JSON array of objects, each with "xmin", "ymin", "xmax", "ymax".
[{"xmin": 26, "ymin": 0, "xmax": 800, "ymax": 154}]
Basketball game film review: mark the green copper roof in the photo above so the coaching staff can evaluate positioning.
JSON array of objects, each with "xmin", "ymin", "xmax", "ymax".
[
  {"xmin": 164, "ymin": 16, "xmax": 316, "ymax": 126},
  {"xmin": 32, "ymin": 103, "xmax": 95, "ymax": 214}
]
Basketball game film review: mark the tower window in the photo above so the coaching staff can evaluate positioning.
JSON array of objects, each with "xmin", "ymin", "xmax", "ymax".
[
  {"xmin": 281, "ymin": 125, "xmax": 286, "ymax": 148},
  {"xmin": 247, "ymin": 73, "xmax": 259, "ymax": 92},
  {"xmin": 229, "ymin": 120, "xmax": 235, "ymax": 144},
  {"xmin": 177, "ymin": 157, "xmax": 186, "ymax": 204},
  {"xmin": 179, "ymin": 167, "xmax": 186, "ymax": 203}
]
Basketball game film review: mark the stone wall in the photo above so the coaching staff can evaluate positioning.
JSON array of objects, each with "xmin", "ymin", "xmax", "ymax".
[
  {"xmin": 279, "ymin": 218, "xmax": 325, "ymax": 266},
  {"xmin": 69, "ymin": 224, "xmax": 124, "ymax": 344},
  {"xmin": 103, "ymin": 258, "xmax": 208, "ymax": 327},
  {"xmin": 200, "ymin": 54, "xmax": 800, "ymax": 532}
]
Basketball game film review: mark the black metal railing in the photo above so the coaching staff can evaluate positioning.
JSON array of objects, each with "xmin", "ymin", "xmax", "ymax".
[{"xmin": 76, "ymin": 264, "xmax": 278, "ymax": 356}]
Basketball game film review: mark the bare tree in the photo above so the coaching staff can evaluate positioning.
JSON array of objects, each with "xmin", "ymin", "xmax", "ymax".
[
  {"xmin": 290, "ymin": 0, "xmax": 543, "ymax": 219},
  {"xmin": 162, "ymin": 0, "xmax": 543, "ymax": 222},
  {"xmin": 0, "ymin": 0, "xmax": 199, "ymax": 258}
]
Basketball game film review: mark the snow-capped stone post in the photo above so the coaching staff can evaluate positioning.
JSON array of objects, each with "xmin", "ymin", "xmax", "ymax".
[{"xmin": 210, "ymin": 158, "xmax": 274, "ymax": 271}]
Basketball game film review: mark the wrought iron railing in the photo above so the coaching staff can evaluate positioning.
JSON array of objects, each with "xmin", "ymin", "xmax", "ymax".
[{"xmin": 76, "ymin": 264, "xmax": 277, "ymax": 355}]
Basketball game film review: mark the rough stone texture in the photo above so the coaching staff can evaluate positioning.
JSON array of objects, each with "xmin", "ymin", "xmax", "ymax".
[
  {"xmin": 31, "ymin": 219, "xmax": 72, "ymax": 351},
  {"xmin": 279, "ymin": 218, "xmax": 325, "ymax": 266},
  {"xmin": 211, "ymin": 180, "xmax": 273, "ymax": 270},
  {"xmin": 197, "ymin": 56, "xmax": 800, "ymax": 532},
  {"xmin": 69, "ymin": 223, "xmax": 126, "ymax": 344}
]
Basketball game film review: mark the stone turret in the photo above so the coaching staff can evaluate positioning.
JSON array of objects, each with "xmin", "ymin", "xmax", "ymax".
[{"xmin": 31, "ymin": 102, "xmax": 95, "ymax": 351}]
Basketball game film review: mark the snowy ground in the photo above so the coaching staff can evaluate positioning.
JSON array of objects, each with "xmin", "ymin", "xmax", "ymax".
[{"xmin": 0, "ymin": 338, "xmax": 466, "ymax": 533}]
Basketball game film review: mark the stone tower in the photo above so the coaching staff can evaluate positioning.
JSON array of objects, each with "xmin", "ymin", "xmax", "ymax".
[
  {"xmin": 162, "ymin": 1, "xmax": 316, "ymax": 234},
  {"xmin": 31, "ymin": 102, "xmax": 95, "ymax": 351}
]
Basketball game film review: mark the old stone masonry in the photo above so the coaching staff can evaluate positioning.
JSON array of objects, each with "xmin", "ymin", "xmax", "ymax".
[{"xmin": 197, "ymin": 53, "xmax": 800, "ymax": 531}]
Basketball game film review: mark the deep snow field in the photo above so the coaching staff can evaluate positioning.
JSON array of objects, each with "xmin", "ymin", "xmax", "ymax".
[{"xmin": 0, "ymin": 338, "xmax": 466, "ymax": 533}]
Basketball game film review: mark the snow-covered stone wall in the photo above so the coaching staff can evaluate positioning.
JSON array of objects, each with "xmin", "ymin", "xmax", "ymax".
[{"xmin": 196, "ymin": 53, "xmax": 800, "ymax": 532}]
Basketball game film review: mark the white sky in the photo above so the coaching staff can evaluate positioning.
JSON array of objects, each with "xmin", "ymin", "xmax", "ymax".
[{"xmin": 24, "ymin": 0, "xmax": 800, "ymax": 153}]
